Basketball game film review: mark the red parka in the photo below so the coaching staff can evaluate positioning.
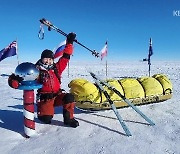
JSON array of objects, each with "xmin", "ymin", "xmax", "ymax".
[{"xmin": 37, "ymin": 44, "xmax": 73, "ymax": 94}]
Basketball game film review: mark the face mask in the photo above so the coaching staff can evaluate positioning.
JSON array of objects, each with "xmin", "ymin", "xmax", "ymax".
[
  {"xmin": 42, "ymin": 63, "xmax": 54, "ymax": 70},
  {"xmin": 39, "ymin": 60, "xmax": 54, "ymax": 70}
]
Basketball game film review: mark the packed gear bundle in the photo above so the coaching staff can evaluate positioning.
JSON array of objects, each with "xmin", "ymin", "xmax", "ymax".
[{"xmin": 69, "ymin": 73, "xmax": 172, "ymax": 110}]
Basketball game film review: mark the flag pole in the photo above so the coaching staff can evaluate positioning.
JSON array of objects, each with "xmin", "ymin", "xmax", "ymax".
[
  {"xmin": 148, "ymin": 38, "xmax": 153, "ymax": 77},
  {"xmin": 148, "ymin": 55, "xmax": 151, "ymax": 77},
  {"xmin": 16, "ymin": 38, "xmax": 20, "ymax": 65},
  {"xmin": 68, "ymin": 62, "xmax": 70, "ymax": 78},
  {"xmin": 105, "ymin": 40, "xmax": 108, "ymax": 78},
  {"xmin": 106, "ymin": 58, "xmax": 108, "ymax": 78}
]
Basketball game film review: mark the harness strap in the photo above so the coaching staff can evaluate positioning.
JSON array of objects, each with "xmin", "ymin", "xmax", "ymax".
[
  {"xmin": 37, "ymin": 89, "xmax": 64, "ymax": 101},
  {"xmin": 40, "ymin": 93, "xmax": 58, "ymax": 100},
  {"xmin": 53, "ymin": 64, "xmax": 61, "ymax": 83}
]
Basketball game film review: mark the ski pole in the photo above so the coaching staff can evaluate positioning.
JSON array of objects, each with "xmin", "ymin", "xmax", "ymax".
[
  {"xmin": 39, "ymin": 18, "xmax": 99, "ymax": 58},
  {"xmin": 91, "ymin": 74, "xmax": 132, "ymax": 136},
  {"xmin": 90, "ymin": 72, "xmax": 155, "ymax": 126}
]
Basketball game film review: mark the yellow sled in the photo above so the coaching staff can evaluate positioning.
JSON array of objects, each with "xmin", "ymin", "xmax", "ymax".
[{"xmin": 68, "ymin": 74, "xmax": 173, "ymax": 110}]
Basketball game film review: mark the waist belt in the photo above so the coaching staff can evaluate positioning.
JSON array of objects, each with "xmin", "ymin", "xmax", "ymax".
[{"xmin": 40, "ymin": 93, "xmax": 58, "ymax": 100}]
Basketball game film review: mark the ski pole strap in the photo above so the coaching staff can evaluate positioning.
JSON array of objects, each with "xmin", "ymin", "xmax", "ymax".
[{"xmin": 38, "ymin": 24, "xmax": 44, "ymax": 40}]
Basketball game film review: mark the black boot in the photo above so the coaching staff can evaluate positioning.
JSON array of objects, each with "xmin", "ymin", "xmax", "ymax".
[
  {"xmin": 63, "ymin": 109, "xmax": 79, "ymax": 128},
  {"xmin": 38, "ymin": 115, "xmax": 53, "ymax": 124},
  {"xmin": 64, "ymin": 118, "xmax": 79, "ymax": 128}
]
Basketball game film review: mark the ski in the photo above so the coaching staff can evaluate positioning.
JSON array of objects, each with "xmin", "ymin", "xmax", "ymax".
[
  {"xmin": 90, "ymin": 72, "xmax": 155, "ymax": 126},
  {"xmin": 91, "ymin": 74, "xmax": 132, "ymax": 136}
]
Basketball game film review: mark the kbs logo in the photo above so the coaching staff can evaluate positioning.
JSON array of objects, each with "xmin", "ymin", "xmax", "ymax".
[{"xmin": 173, "ymin": 10, "xmax": 180, "ymax": 16}]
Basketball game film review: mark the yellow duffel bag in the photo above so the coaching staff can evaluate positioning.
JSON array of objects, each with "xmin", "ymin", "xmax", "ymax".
[
  {"xmin": 119, "ymin": 78, "xmax": 145, "ymax": 99},
  {"xmin": 103, "ymin": 79, "xmax": 124, "ymax": 101},
  {"xmin": 138, "ymin": 77, "xmax": 163, "ymax": 97},
  {"xmin": 152, "ymin": 74, "xmax": 172, "ymax": 94},
  {"xmin": 68, "ymin": 78, "xmax": 102, "ymax": 103}
]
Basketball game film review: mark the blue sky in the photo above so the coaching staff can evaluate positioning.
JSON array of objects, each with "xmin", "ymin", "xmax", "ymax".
[{"xmin": 0, "ymin": 0, "xmax": 180, "ymax": 62}]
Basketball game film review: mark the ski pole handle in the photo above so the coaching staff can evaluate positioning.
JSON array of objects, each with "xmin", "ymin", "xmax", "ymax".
[
  {"xmin": 40, "ymin": 18, "xmax": 53, "ymax": 27},
  {"xmin": 40, "ymin": 18, "xmax": 67, "ymax": 36}
]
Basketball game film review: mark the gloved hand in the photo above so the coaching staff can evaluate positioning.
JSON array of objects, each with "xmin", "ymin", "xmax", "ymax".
[
  {"xmin": 8, "ymin": 73, "xmax": 23, "ymax": 89},
  {"xmin": 66, "ymin": 32, "xmax": 76, "ymax": 44}
]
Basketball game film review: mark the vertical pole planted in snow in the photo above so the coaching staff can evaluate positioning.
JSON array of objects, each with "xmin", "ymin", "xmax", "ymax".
[
  {"xmin": 18, "ymin": 81, "xmax": 42, "ymax": 138},
  {"xmin": 148, "ymin": 56, "xmax": 151, "ymax": 77},
  {"xmin": 148, "ymin": 38, "xmax": 153, "ymax": 77},
  {"xmin": 68, "ymin": 62, "xmax": 70, "ymax": 78},
  {"xmin": 106, "ymin": 60, "xmax": 108, "ymax": 78},
  {"xmin": 15, "ymin": 62, "xmax": 42, "ymax": 138},
  {"xmin": 23, "ymin": 90, "xmax": 35, "ymax": 137}
]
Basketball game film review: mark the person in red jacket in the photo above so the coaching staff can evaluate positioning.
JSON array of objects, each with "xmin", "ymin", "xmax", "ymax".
[{"xmin": 8, "ymin": 32, "xmax": 79, "ymax": 128}]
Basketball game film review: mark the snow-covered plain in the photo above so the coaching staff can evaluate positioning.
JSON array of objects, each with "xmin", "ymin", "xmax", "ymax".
[{"xmin": 0, "ymin": 60, "xmax": 179, "ymax": 154}]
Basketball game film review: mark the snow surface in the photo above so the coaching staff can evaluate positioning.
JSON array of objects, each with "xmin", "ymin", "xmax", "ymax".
[{"xmin": 0, "ymin": 60, "xmax": 180, "ymax": 154}]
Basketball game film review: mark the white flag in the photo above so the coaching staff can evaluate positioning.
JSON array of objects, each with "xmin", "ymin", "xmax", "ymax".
[{"xmin": 100, "ymin": 41, "xmax": 108, "ymax": 60}]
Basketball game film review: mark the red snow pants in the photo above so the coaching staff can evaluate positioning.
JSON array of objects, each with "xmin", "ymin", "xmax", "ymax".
[{"xmin": 37, "ymin": 92, "xmax": 75, "ymax": 119}]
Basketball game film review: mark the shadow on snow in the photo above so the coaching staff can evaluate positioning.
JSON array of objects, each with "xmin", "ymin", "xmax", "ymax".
[{"xmin": 0, "ymin": 102, "xmax": 144, "ymax": 136}]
